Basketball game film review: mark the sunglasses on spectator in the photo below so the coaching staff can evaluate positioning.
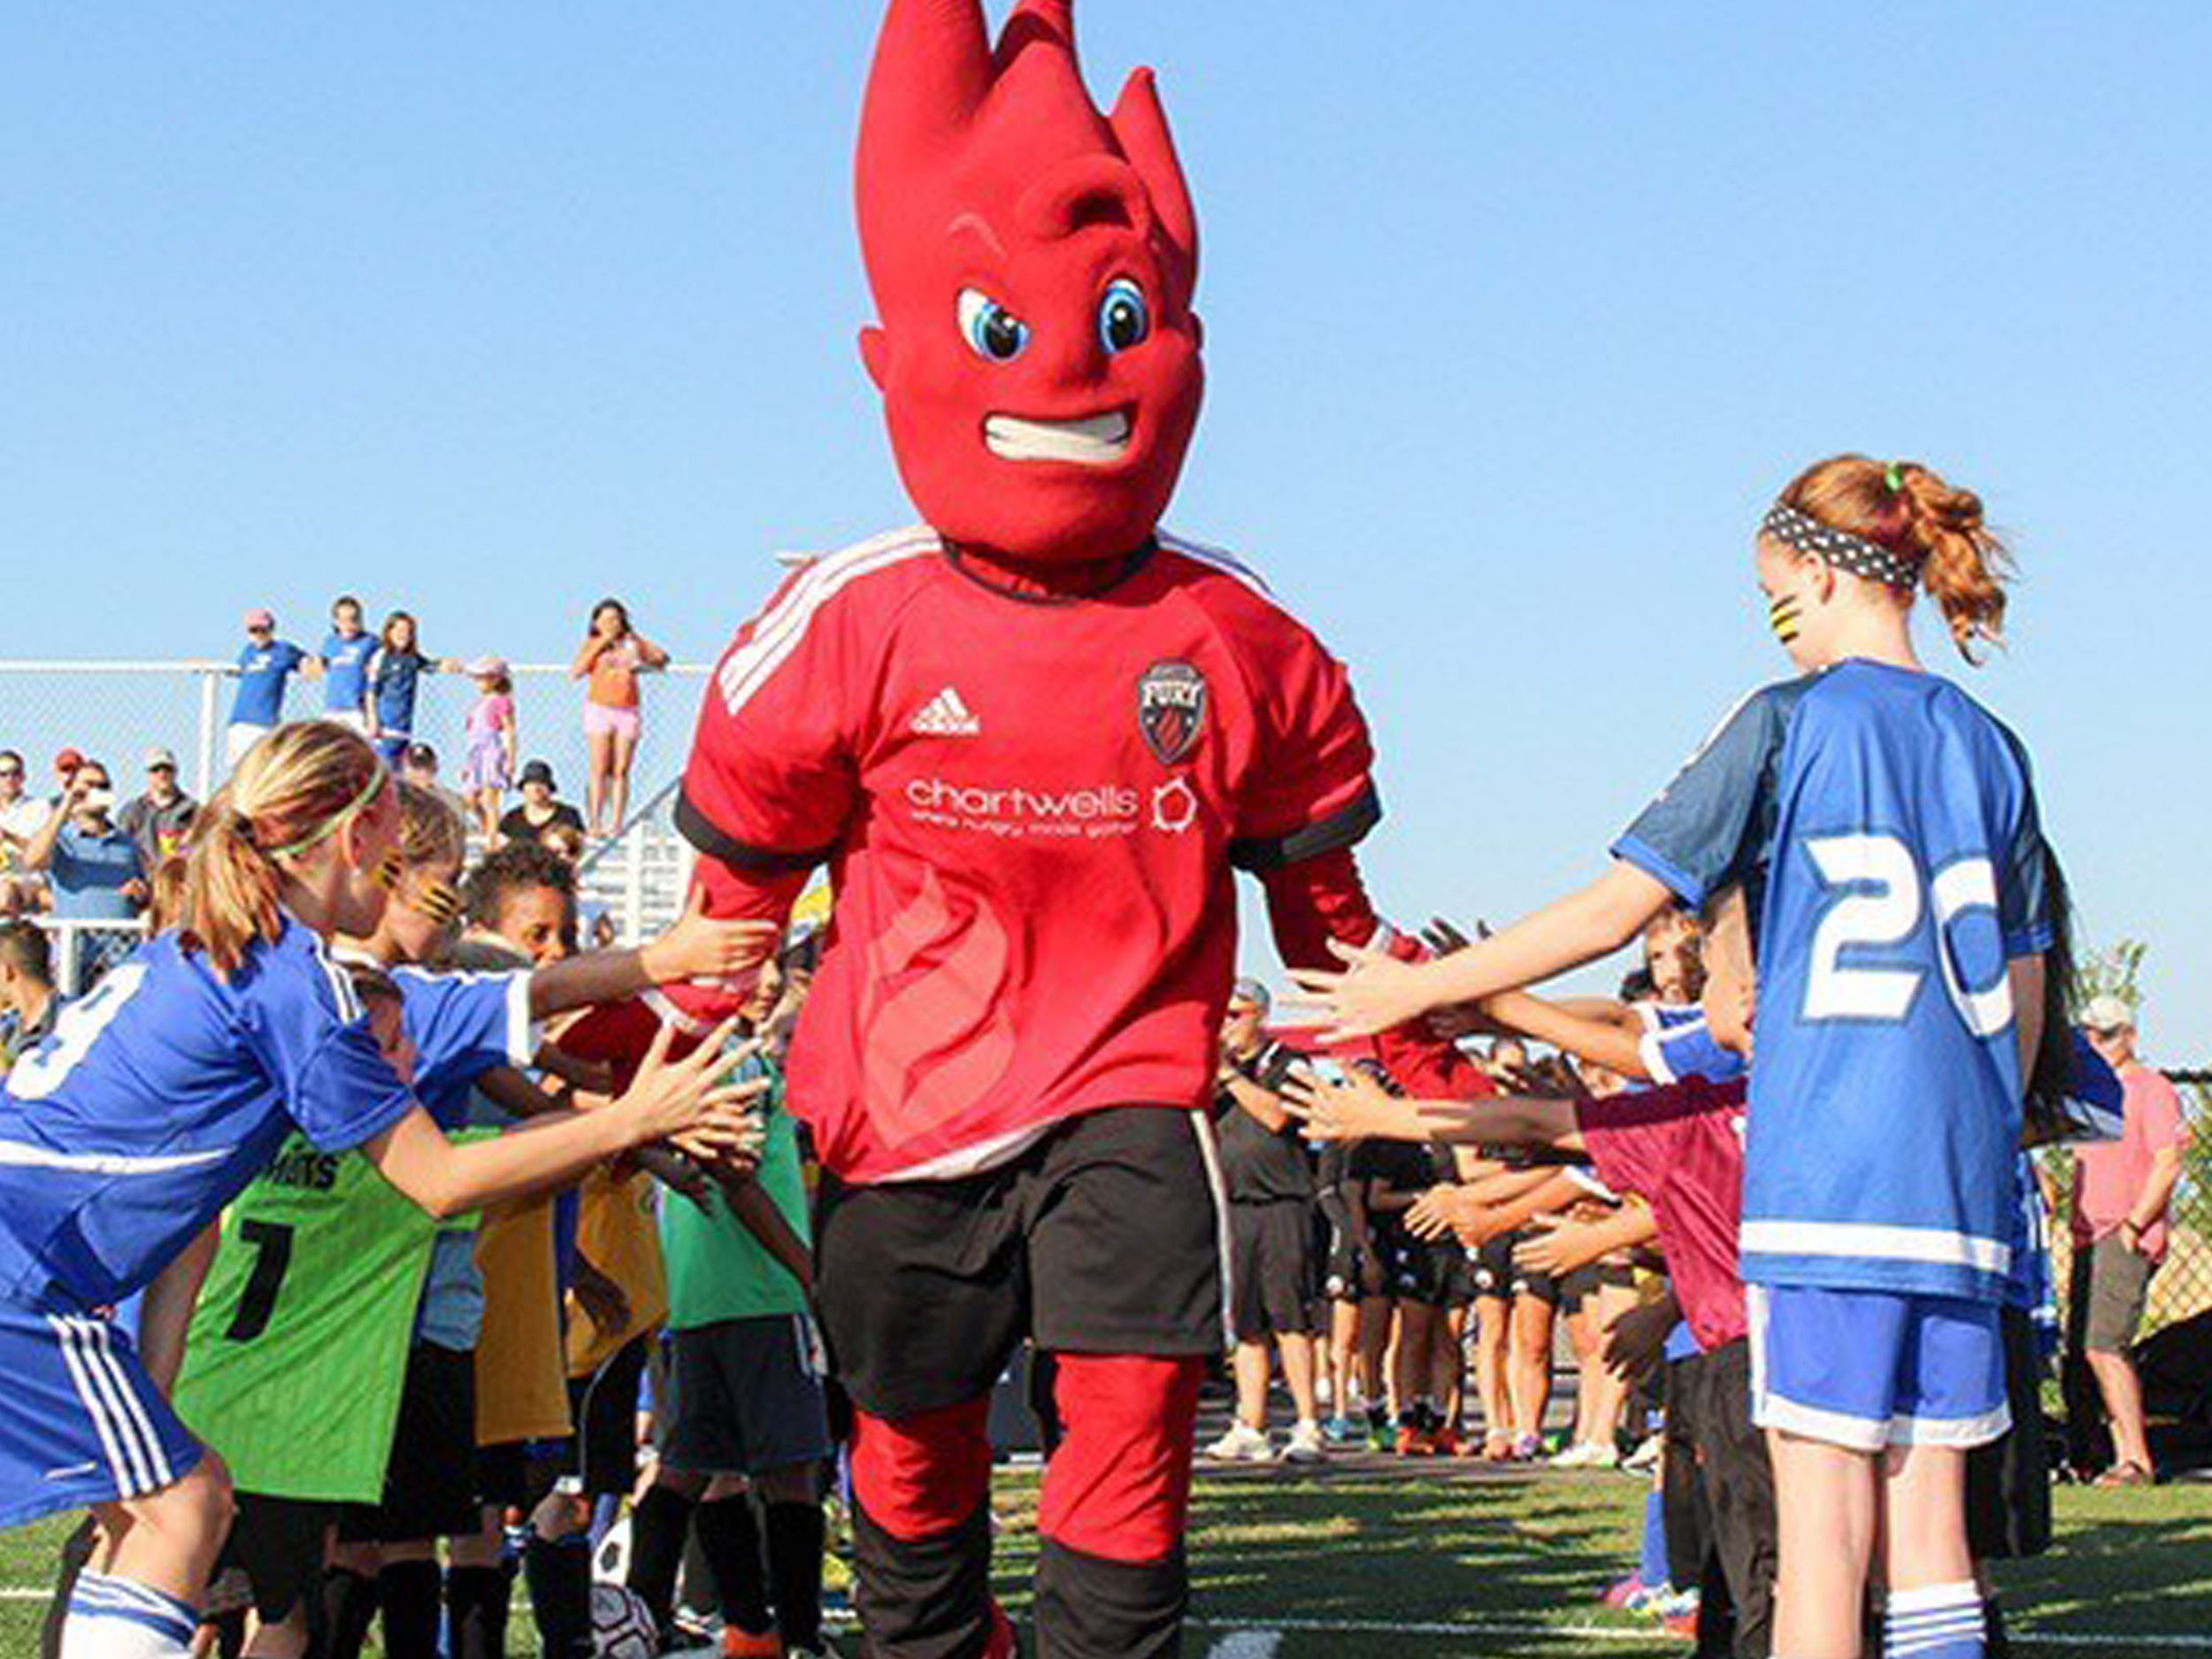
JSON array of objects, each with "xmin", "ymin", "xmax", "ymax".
[
  {"xmin": 0, "ymin": 767, "xmax": 21, "ymax": 780},
  {"xmin": 149, "ymin": 763, "xmax": 176, "ymax": 774}
]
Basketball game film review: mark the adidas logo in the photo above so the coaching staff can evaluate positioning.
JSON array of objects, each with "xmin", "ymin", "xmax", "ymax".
[{"xmin": 910, "ymin": 686, "xmax": 981, "ymax": 737}]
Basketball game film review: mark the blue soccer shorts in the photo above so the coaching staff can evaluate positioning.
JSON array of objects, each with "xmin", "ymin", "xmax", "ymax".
[
  {"xmin": 1747, "ymin": 1284, "xmax": 2008, "ymax": 1452},
  {"xmin": 0, "ymin": 1298, "xmax": 204, "ymax": 1528}
]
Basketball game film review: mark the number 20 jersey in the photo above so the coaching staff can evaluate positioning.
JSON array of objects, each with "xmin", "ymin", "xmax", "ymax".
[{"xmin": 1614, "ymin": 659, "xmax": 2052, "ymax": 1303}]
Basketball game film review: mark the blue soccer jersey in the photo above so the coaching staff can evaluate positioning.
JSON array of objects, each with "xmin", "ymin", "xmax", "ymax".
[
  {"xmin": 1634, "ymin": 1003, "xmax": 1747, "ymax": 1087},
  {"xmin": 231, "ymin": 641, "xmax": 307, "ymax": 727},
  {"xmin": 388, "ymin": 964, "xmax": 537, "ymax": 1350},
  {"xmin": 0, "ymin": 923, "xmax": 418, "ymax": 1311},
  {"xmin": 367, "ymin": 647, "xmax": 431, "ymax": 737},
  {"xmin": 321, "ymin": 631, "xmax": 376, "ymax": 716},
  {"xmin": 1615, "ymin": 660, "xmax": 2051, "ymax": 1302}
]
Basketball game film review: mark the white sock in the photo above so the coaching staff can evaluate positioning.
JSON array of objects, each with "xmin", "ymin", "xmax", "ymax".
[
  {"xmin": 62, "ymin": 1572, "xmax": 196, "ymax": 1656},
  {"xmin": 1885, "ymin": 1580, "xmax": 1985, "ymax": 1659}
]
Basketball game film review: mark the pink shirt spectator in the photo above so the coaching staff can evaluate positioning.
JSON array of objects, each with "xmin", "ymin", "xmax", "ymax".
[{"xmin": 2073, "ymin": 1064, "xmax": 2188, "ymax": 1262}]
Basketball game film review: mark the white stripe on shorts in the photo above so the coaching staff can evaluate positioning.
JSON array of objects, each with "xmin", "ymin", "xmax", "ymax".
[
  {"xmin": 49, "ymin": 1317, "xmax": 150, "ymax": 1497},
  {"xmin": 88, "ymin": 1317, "xmax": 173, "ymax": 1490}
]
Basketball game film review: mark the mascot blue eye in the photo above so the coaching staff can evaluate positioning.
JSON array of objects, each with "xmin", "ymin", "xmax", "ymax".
[
  {"xmin": 1098, "ymin": 279, "xmax": 1150, "ymax": 355},
  {"xmin": 957, "ymin": 288, "xmax": 1029, "ymax": 362}
]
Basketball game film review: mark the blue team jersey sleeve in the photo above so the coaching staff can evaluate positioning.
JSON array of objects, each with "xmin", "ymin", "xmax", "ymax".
[
  {"xmin": 1639, "ymin": 1017, "xmax": 1747, "ymax": 1087},
  {"xmin": 244, "ymin": 933, "xmax": 418, "ymax": 1151},
  {"xmin": 276, "ymin": 641, "xmax": 306, "ymax": 673},
  {"xmin": 393, "ymin": 968, "xmax": 538, "ymax": 1117},
  {"xmin": 1612, "ymin": 682, "xmax": 1799, "ymax": 908}
]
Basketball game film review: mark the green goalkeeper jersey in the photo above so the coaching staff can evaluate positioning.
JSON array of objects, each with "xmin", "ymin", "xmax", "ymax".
[{"xmin": 173, "ymin": 1135, "xmax": 446, "ymax": 1502}]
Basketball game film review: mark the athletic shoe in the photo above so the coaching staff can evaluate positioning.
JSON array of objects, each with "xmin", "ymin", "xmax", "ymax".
[
  {"xmin": 1394, "ymin": 1423, "xmax": 1437, "ymax": 1456},
  {"xmin": 1621, "ymin": 1582, "xmax": 1672, "ymax": 1616},
  {"xmin": 1480, "ymin": 1429, "xmax": 1516, "ymax": 1463},
  {"xmin": 721, "ymin": 1630, "xmax": 783, "ymax": 1658},
  {"xmin": 1281, "ymin": 1420, "xmax": 1326, "ymax": 1464},
  {"xmin": 1430, "ymin": 1423, "xmax": 1463, "ymax": 1457},
  {"xmin": 1203, "ymin": 1423, "xmax": 1274, "ymax": 1462},
  {"xmin": 1622, "ymin": 1433, "xmax": 1664, "ymax": 1474},
  {"xmin": 1662, "ymin": 1609, "xmax": 1701, "ymax": 1641},
  {"xmin": 1321, "ymin": 1414, "xmax": 1362, "ymax": 1446},
  {"xmin": 1647, "ymin": 1586, "xmax": 1701, "ymax": 1624},
  {"xmin": 1552, "ymin": 1440, "xmax": 1621, "ymax": 1470},
  {"xmin": 1508, "ymin": 1432, "xmax": 1544, "ymax": 1463},
  {"xmin": 1601, "ymin": 1574, "xmax": 1645, "ymax": 1609},
  {"xmin": 1366, "ymin": 1417, "xmax": 1397, "ymax": 1453}
]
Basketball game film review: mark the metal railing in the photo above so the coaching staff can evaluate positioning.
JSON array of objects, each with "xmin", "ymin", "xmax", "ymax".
[{"xmin": 0, "ymin": 659, "xmax": 708, "ymax": 809}]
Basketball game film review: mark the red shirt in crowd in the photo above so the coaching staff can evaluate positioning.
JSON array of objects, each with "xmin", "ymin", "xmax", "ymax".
[
  {"xmin": 2072, "ymin": 1062, "xmax": 2188, "ymax": 1263},
  {"xmin": 680, "ymin": 528, "xmax": 1385, "ymax": 1184},
  {"xmin": 1575, "ymin": 1075, "xmax": 1749, "ymax": 1351}
]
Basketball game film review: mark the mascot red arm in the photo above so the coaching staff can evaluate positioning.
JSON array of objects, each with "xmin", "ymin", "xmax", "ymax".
[{"xmin": 664, "ymin": 7, "xmax": 1482, "ymax": 1656}]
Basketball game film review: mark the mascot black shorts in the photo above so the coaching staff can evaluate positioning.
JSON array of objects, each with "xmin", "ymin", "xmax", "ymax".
[{"xmin": 816, "ymin": 1106, "xmax": 1225, "ymax": 1421}]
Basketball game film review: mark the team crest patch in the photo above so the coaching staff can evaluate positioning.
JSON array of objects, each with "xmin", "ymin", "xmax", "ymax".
[{"xmin": 1137, "ymin": 661, "xmax": 1208, "ymax": 765}]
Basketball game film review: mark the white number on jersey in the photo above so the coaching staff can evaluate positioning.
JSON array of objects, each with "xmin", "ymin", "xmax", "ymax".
[
  {"xmin": 1801, "ymin": 834, "xmax": 2013, "ymax": 1035},
  {"xmin": 6, "ymin": 964, "xmax": 150, "ymax": 1101}
]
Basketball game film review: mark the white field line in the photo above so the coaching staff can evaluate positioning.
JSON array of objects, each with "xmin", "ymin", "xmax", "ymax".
[
  {"xmin": 3, "ymin": 1589, "xmax": 2206, "ymax": 1650},
  {"xmin": 1184, "ymin": 1615, "xmax": 2212, "ymax": 1651}
]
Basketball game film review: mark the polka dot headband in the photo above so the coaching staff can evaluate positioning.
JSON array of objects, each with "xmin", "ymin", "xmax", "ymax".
[{"xmin": 1760, "ymin": 503, "xmax": 1924, "ymax": 591}]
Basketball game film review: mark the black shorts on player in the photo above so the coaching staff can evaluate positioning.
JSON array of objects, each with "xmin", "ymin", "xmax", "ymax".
[
  {"xmin": 1968, "ymin": 1306, "xmax": 2053, "ymax": 1561},
  {"xmin": 1675, "ymin": 1336, "xmax": 1776, "ymax": 1659},
  {"xmin": 1379, "ymin": 1226, "xmax": 1452, "ymax": 1307},
  {"xmin": 663, "ymin": 1314, "xmax": 834, "ymax": 1475},
  {"xmin": 815, "ymin": 1106, "xmax": 1222, "ymax": 1419},
  {"xmin": 1228, "ymin": 1197, "xmax": 1320, "ymax": 1340},
  {"xmin": 1558, "ymin": 1263, "xmax": 1635, "ymax": 1316},
  {"xmin": 339, "ymin": 1341, "xmax": 480, "ymax": 1544},
  {"xmin": 559, "ymin": 1333, "xmax": 652, "ymax": 1496},
  {"xmin": 219, "ymin": 1494, "xmax": 337, "ymax": 1628}
]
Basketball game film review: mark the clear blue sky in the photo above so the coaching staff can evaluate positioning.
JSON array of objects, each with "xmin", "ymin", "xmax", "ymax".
[{"xmin": 6, "ymin": 6, "xmax": 2208, "ymax": 1042}]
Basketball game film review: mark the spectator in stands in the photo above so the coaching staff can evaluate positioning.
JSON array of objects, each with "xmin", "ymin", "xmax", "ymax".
[
  {"xmin": 17, "ymin": 757, "xmax": 147, "ymax": 921},
  {"xmin": 400, "ymin": 741, "xmax": 472, "ymax": 829},
  {"xmin": 498, "ymin": 760, "xmax": 587, "ymax": 847},
  {"xmin": 48, "ymin": 749, "xmax": 84, "ymax": 810},
  {"xmin": 1204, "ymin": 979, "xmax": 1326, "ymax": 1463},
  {"xmin": 118, "ymin": 747, "xmax": 198, "ymax": 871},
  {"xmin": 227, "ymin": 608, "xmax": 317, "ymax": 768},
  {"xmin": 0, "ymin": 751, "xmax": 51, "ymax": 917},
  {"xmin": 538, "ymin": 823, "xmax": 587, "ymax": 865},
  {"xmin": 319, "ymin": 594, "xmax": 378, "ymax": 732},
  {"xmin": 572, "ymin": 597, "xmax": 670, "ymax": 837},
  {"xmin": 0, "ymin": 920, "xmax": 60, "ymax": 1066},
  {"xmin": 367, "ymin": 611, "xmax": 464, "ymax": 764},
  {"xmin": 2066, "ymin": 994, "xmax": 2190, "ymax": 1486}
]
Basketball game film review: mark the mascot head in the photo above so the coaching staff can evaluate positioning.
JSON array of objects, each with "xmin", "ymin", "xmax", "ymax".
[{"xmin": 857, "ymin": 0, "xmax": 1203, "ymax": 565}]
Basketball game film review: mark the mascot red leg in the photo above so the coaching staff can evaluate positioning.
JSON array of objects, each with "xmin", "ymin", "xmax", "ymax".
[{"xmin": 663, "ymin": 4, "xmax": 1488, "ymax": 1653}]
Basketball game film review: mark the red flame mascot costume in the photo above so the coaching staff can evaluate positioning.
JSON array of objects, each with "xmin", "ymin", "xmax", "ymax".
[{"xmin": 672, "ymin": 4, "xmax": 1482, "ymax": 1653}]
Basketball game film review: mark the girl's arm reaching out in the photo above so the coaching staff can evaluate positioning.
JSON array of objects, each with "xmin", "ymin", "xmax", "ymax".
[
  {"xmin": 365, "ymin": 1022, "xmax": 761, "ymax": 1219},
  {"xmin": 1290, "ymin": 862, "xmax": 1678, "ymax": 1041},
  {"xmin": 1281, "ymin": 1062, "xmax": 1584, "ymax": 1151}
]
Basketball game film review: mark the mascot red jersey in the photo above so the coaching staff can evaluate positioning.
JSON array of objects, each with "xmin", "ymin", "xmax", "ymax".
[{"xmin": 674, "ymin": 4, "xmax": 1482, "ymax": 1654}]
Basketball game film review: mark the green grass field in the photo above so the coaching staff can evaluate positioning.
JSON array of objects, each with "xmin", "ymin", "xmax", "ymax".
[{"xmin": 7, "ymin": 1463, "xmax": 2209, "ymax": 1654}]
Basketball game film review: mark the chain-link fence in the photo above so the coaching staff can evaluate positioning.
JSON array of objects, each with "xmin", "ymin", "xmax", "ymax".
[
  {"xmin": 0, "ymin": 658, "xmax": 709, "ymax": 810},
  {"xmin": 2044, "ymin": 1075, "xmax": 2212, "ymax": 1343}
]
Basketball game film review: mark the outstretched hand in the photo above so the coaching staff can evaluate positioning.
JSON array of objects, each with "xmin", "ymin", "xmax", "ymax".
[
  {"xmin": 645, "ymin": 887, "xmax": 783, "ymax": 987},
  {"xmin": 617, "ymin": 1019, "xmax": 770, "ymax": 1164},
  {"xmin": 1281, "ymin": 938, "xmax": 1430, "ymax": 1042},
  {"xmin": 1279, "ymin": 1061, "xmax": 1419, "ymax": 1143}
]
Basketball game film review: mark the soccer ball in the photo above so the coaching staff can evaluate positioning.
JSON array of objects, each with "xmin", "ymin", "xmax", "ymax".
[
  {"xmin": 589, "ymin": 1582, "xmax": 659, "ymax": 1659},
  {"xmin": 593, "ymin": 1516, "xmax": 633, "ymax": 1584}
]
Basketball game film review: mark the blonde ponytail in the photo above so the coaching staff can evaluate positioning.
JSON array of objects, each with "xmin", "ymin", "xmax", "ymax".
[{"xmin": 180, "ymin": 722, "xmax": 386, "ymax": 976}]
